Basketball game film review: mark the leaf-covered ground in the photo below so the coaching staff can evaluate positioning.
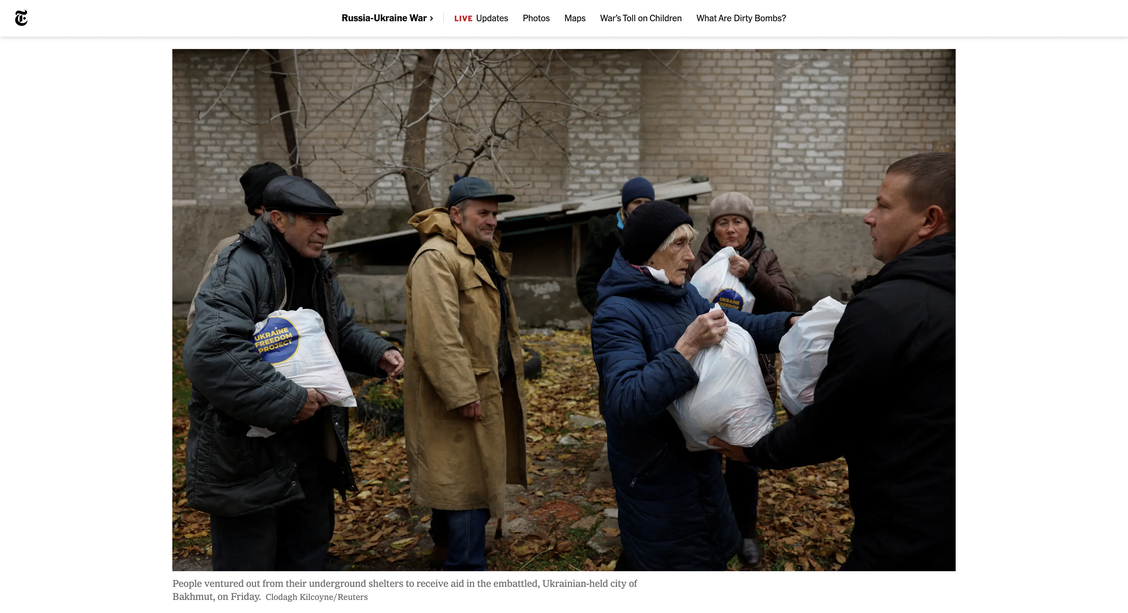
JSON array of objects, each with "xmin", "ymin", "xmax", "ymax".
[{"xmin": 172, "ymin": 320, "xmax": 852, "ymax": 570}]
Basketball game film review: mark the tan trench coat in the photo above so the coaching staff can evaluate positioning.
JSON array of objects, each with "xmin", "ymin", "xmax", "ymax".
[{"xmin": 403, "ymin": 208, "xmax": 528, "ymax": 517}]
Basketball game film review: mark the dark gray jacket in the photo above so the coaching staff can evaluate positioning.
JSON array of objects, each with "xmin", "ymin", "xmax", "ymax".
[
  {"xmin": 575, "ymin": 212, "xmax": 623, "ymax": 315},
  {"xmin": 183, "ymin": 216, "xmax": 395, "ymax": 516}
]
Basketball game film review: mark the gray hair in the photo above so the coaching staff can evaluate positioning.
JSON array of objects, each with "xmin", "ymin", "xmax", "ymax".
[
  {"xmin": 268, "ymin": 209, "xmax": 296, "ymax": 232},
  {"xmin": 656, "ymin": 223, "xmax": 697, "ymax": 253}
]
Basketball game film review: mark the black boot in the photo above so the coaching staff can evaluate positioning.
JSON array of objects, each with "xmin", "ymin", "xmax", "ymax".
[
  {"xmin": 429, "ymin": 543, "xmax": 448, "ymax": 570},
  {"xmin": 737, "ymin": 538, "xmax": 762, "ymax": 569},
  {"xmin": 323, "ymin": 553, "xmax": 351, "ymax": 571}
]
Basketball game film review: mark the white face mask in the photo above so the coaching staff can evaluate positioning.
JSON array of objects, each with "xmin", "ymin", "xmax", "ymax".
[{"xmin": 641, "ymin": 266, "xmax": 670, "ymax": 285}]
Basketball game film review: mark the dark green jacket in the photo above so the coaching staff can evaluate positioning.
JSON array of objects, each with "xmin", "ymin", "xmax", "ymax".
[
  {"xmin": 183, "ymin": 216, "xmax": 395, "ymax": 516},
  {"xmin": 575, "ymin": 211, "xmax": 623, "ymax": 315}
]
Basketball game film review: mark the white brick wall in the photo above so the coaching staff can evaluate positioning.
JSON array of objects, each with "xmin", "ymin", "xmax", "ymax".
[
  {"xmin": 767, "ymin": 50, "xmax": 852, "ymax": 212},
  {"xmin": 563, "ymin": 51, "xmax": 644, "ymax": 198},
  {"xmin": 173, "ymin": 49, "xmax": 956, "ymax": 216}
]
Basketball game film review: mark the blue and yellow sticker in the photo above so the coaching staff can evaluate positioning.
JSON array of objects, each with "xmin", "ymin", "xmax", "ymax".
[
  {"xmin": 712, "ymin": 288, "xmax": 745, "ymax": 311},
  {"xmin": 254, "ymin": 317, "xmax": 300, "ymax": 364}
]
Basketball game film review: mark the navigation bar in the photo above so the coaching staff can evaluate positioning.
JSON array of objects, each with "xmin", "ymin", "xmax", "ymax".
[{"xmin": 2, "ymin": 2, "xmax": 1123, "ymax": 37}]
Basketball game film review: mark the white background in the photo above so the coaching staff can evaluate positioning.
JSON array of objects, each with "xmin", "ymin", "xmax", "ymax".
[{"xmin": 3, "ymin": 2, "xmax": 1127, "ymax": 610}]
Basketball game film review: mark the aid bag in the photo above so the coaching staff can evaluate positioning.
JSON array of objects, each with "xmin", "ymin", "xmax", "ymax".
[
  {"xmin": 247, "ymin": 308, "xmax": 356, "ymax": 438},
  {"xmin": 670, "ymin": 306, "xmax": 775, "ymax": 451},
  {"xmin": 778, "ymin": 297, "xmax": 846, "ymax": 415},
  {"xmin": 689, "ymin": 246, "xmax": 755, "ymax": 312}
]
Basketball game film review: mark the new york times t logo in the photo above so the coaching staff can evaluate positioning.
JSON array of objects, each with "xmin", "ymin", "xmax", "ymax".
[{"xmin": 15, "ymin": 10, "xmax": 27, "ymax": 26}]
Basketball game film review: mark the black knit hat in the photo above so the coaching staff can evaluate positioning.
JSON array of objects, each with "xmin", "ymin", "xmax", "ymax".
[
  {"xmin": 262, "ymin": 175, "xmax": 344, "ymax": 217},
  {"xmin": 239, "ymin": 162, "xmax": 287, "ymax": 215},
  {"xmin": 621, "ymin": 200, "xmax": 694, "ymax": 265}
]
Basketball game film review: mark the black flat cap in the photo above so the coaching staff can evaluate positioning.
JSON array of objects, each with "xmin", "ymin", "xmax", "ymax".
[{"xmin": 262, "ymin": 176, "xmax": 344, "ymax": 217}]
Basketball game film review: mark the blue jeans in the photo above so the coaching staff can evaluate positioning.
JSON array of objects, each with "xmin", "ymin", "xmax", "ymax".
[{"xmin": 430, "ymin": 508, "xmax": 491, "ymax": 571}]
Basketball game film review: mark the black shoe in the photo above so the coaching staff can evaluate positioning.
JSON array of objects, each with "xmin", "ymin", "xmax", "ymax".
[
  {"xmin": 737, "ymin": 538, "xmax": 762, "ymax": 568},
  {"xmin": 323, "ymin": 554, "xmax": 351, "ymax": 571},
  {"xmin": 428, "ymin": 544, "xmax": 448, "ymax": 570}
]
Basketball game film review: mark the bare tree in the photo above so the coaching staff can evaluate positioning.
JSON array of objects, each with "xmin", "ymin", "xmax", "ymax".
[
  {"xmin": 401, "ymin": 50, "xmax": 441, "ymax": 211},
  {"xmin": 265, "ymin": 49, "xmax": 302, "ymax": 177},
  {"xmin": 182, "ymin": 50, "xmax": 642, "ymax": 213}
]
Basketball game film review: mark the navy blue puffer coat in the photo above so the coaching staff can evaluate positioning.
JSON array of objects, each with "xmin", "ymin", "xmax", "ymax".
[{"xmin": 592, "ymin": 251, "xmax": 792, "ymax": 570}]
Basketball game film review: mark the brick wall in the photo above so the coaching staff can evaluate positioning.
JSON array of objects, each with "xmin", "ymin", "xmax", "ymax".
[
  {"xmin": 769, "ymin": 50, "xmax": 851, "ymax": 213},
  {"xmin": 844, "ymin": 50, "xmax": 956, "ymax": 212},
  {"xmin": 173, "ymin": 49, "xmax": 955, "ymax": 216},
  {"xmin": 562, "ymin": 50, "xmax": 644, "ymax": 199},
  {"xmin": 270, "ymin": 50, "xmax": 448, "ymax": 208},
  {"xmin": 174, "ymin": 50, "xmax": 272, "ymax": 205},
  {"xmin": 638, "ymin": 50, "xmax": 776, "ymax": 203},
  {"xmin": 430, "ymin": 50, "xmax": 571, "ymax": 209}
]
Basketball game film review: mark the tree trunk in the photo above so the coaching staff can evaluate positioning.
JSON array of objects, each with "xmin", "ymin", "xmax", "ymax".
[
  {"xmin": 402, "ymin": 50, "xmax": 440, "ymax": 213},
  {"xmin": 265, "ymin": 50, "xmax": 302, "ymax": 177}
]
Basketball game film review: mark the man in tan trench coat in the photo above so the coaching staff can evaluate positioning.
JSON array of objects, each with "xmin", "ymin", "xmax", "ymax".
[{"xmin": 404, "ymin": 176, "xmax": 528, "ymax": 571}]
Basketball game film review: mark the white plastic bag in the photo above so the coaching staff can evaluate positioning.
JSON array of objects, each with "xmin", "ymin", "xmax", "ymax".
[
  {"xmin": 247, "ymin": 308, "xmax": 356, "ymax": 438},
  {"xmin": 670, "ymin": 306, "xmax": 775, "ymax": 451},
  {"xmin": 778, "ymin": 297, "xmax": 846, "ymax": 415},
  {"xmin": 689, "ymin": 246, "xmax": 755, "ymax": 312}
]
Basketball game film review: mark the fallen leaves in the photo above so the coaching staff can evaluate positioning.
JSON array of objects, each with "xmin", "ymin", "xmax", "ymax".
[
  {"xmin": 172, "ymin": 325, "xmax": 850, "ymax": 571},
  {"xmin": 509, "ymin": 534, "xmax": 553, "ymax": 558},
  {"xmin": 390, "ymin": 537, "xmax": 417, "ymax": 550},
  {"xmin": 530, "ymin": 500, "xmax": 584, "ymax": 526},
  {"xmin": 755, "ymin": 460, "xmax": 853, "ymax": 571}
]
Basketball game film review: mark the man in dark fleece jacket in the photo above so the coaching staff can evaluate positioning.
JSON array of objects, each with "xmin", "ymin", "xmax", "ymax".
[
  {"xmin": 575, "ymin": 177, "xmax": 655, "ymax": 315},
  {"xmin": 711, "ymin": 152, "xmax": 956, "ymax": 570}
]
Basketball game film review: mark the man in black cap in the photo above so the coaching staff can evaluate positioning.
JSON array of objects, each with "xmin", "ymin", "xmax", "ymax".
[
  {"xmin": 186, "ymin": 161, "xmax": 286, "ymax": 330},
  {"xmin": 575, "ymin": 176, "xmax": 656, "ymax": 315},
  {"xmin": 183, "ymin": 175, "xmax": 405, "ymax": 571}
]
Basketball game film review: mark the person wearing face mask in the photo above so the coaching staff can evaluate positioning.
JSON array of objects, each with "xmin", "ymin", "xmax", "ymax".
[
  {"xmin": 685, "ymin": 191, "xmax": 797, "ymax": 568},
  {"xmin": 591, "ymin": 200, "xmax": 798, "ymax": 571}
]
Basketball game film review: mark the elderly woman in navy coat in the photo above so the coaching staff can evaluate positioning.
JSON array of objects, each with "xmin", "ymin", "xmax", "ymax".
[{"xmin": 591, "ymin": 201, "xmax": 796, "ymax": 570}]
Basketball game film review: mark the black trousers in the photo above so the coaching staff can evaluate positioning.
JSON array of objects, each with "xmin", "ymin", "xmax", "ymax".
[
  {"xmin": 209, "ymin": 457, "xmax": 335, "ymax": 571},
  {"xmin": 723, "ymin": 457, "xmax": 760, "ymax": 538}
]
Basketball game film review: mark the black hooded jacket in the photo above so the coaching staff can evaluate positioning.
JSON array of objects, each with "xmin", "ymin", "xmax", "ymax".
[{"xmin": 745, "ymin": 232, "xmax": 956, "ymax": 570}]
